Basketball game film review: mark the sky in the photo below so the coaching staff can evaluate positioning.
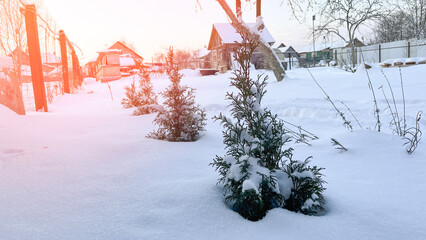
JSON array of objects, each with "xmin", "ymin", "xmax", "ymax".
[{"xmin": 40, "ymin": 0, "xmax": 314, "ymax": 63}]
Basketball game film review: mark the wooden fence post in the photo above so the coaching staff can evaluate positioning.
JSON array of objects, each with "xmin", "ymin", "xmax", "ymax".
[
  {"xmin": 23, "ymin": 4, "xmax": 48, "ymax": 112},
  {"xmin": 59, "ymin": 30, "xmax": 70, "ymax": 93},
  {"xmin": 71, "ymin": 49, "xmax": 81, "ymax": 86}
]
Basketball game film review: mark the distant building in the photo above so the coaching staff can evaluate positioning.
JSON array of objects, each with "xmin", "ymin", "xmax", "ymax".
[
  {"xmin": 207, "ymin": 23, "xmax": 275, "ymax": 72},
  {"xmin": 86, "ymin": 41, "xmax": 144, "ymax": 82},
  {"xmin": 283, "ymin": 46, "xmax": 300, "ymax": 70},
  {"xmin": 298, "ymin": 38, "xmax": 365, "ymax": 67},
  {"xmin": 108, "ymin": 41, "xmax": 143, "ymax": 64},
  {"xmin": 1, "ymin": 49, "xmax": 61, "ymax": 82},
  {"xmin": 95, "ymin": 49, "xmax": 122, "ymax": 83}
]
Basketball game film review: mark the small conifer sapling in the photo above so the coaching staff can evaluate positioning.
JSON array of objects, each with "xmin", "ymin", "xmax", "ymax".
[
  {"xmin": 148, "ymin": 47, "xmax": 206, "ymax": 142},
  {"xmin": 211, "ymin": 32, "xmax": 326, "ymax": 221}
]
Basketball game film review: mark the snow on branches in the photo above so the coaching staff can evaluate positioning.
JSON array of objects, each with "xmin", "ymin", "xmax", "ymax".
[{"xmin": 211, "ymin": 33, "xmax": 325, "ymax": 221}]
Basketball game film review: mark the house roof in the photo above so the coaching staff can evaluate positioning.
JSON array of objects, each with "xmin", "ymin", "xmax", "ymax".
[
  {"xmin": 274, "ymin": 42, "xmax": 286, "ymax": 49},
  {"xmin": 108, "ymin": 41, "xmax": 143, "ymax": 61},
  {"xmin": 208, "ymin": 23, "xmax": 275, "ymax": 50},
  {"xmin": 95, "ymin": 49, "xmax": 121, "ymax": 63},
  {"xmin": 283, "ymin": 46, "xmax": 300, "ymax": 58},
  {"xmin": 344, "ymin": 38, "xmax": 365, "ymax": 48}
]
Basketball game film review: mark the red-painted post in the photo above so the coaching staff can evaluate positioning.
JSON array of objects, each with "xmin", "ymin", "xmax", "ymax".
[
  {"xmin": 256, "ymin": 0, "xmax": 261, "ymax": 17},
  {"xmin": 23, "ymin": 4, "xmax": 48, "ymax": 112},
  {"xmin": 59, "ymin": 30, "xmax": 70, "ymax": 93},
  {"xmin": 71, "ymin": 49, "xmax": 81, "ymax": 86}
]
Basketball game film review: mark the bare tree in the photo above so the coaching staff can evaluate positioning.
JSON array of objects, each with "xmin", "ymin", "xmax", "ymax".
[
  {"xmin": 154, "ymin": 51, "xmax": 166, "ymax": 63},
  {"xmin": 374, "ymin": 11, "xmax": 411, "ymax": 43},
  {"xmin": 393, "ymin": 0, "xmax": 426, "ymax": 39},
  {"xmin": 119, "ymin": 37, "xmax": 138, "ymax": 52},
  {"xmin": 374, "ymin": 0, "xmax": 425, "ymax": 43},
  {"xmin": 314, "ymin": 0, "xmax": 386, "ymax": 67},
  {"xmin": 0, "ymin": 0, "xmax": 27, "ymax": 114}
]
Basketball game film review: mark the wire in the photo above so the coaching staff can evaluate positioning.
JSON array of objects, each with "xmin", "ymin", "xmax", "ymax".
[
  {"xmin": 16, "ymin": 0, "xmax": 27, "ymax": 6},
  {"xmin": 19, "ymin": 2, "xmax": 84, "ymax": 57}
]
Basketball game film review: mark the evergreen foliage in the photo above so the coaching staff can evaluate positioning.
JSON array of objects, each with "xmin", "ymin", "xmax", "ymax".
[
  {"xmin": 121, "ymin": 70, "xmax": 158, "ymax": 116},
  {"xmin": 133, "ymin": 71, "xmax": 158, "ymax": 115},
  {"xmin": 211, "ymin": 33, "xmax": 326, "ymax": 221},
  {"xmin": 121, "ymin": 80, "xmax": 141, "ymax": 109},
  {"xmin": 148, "ymin": 47, "xmax": 206, "ymax": 142},
  {"xmin": 283, "ymin": 153, "xmax": 326, "ymax": 215}
]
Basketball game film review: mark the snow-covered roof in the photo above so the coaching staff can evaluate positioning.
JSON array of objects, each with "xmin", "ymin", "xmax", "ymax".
[
  {"xmin": 119, "ymin": 55, "xmax": 135, "ymax": 67},
  {"xmin": 272, "ymin": 42, "xmax": 286, "ymax": 49},
  {"xmin": 213, "ymin": 23, "xmax": 275, "ymax": 45},
  {"xmin": 97, "ymin": 49, "xmax": 121, "ymax": 54},
  {"xmin": 108, "ymin": 41, "xmax": 143, "ymax": 61}
]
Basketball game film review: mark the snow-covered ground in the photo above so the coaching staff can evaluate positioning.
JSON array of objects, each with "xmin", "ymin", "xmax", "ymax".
[{"xmin": 1, "ymin": 65, "xmax": 426, "ymax": 239}]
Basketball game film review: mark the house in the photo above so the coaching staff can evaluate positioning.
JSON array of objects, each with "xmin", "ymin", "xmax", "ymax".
[
  {"xmin": 207, "ymin": 23, "xmax": 275, "ymax": 72},
  {"xmin": 4, "ymin": 49, "xmax": 62, "ymax": 82},
  {"xmin": 87, "ymin": 41, "xmax": 144, "ymax": 82},
  {"xmin": 299, "ymin": 38, "xmax": 366, "ymax": 67},
  {"xmin": 95, "ymin": 49, "xmax": 122, "ymax": 83},
  {"xmin": 108, "ymin": 41, "xmax": 143, "ymax": 64},
  {"xmin": 109, "ymin": 41, "xmax": 144, "ymax": 73},
  {"xmin": 283, "ymin": 46, "xmax": 300, "ymax": 70}
]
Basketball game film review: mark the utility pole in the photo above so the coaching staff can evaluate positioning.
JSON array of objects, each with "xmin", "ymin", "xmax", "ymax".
[
  {"xmin": 313, "ymin": 15, "xmax": 316, "ymax": 67},
  {"xmin": 24, "ymin": 4, "xmax": 48, "ymax": 112}
]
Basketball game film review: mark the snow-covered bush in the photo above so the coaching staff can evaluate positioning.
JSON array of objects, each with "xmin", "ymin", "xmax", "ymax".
[
  {"xmin": 211, "ymin": 33, "xmax": 326, "ymax": 221},
  {"xmin": 121, "ymin": 71, "xmax": 158, "ymax": 116},
  {"xmin": 121, "ymin": 80, "xmax": 141, "ymax": 109},
  {"xmin": 283, "ymin": 153, "xmax": 326, "ymax": 215},
  {"xmin": 148, "ymin": 47, "xmax": 206, "ymax": 142}
]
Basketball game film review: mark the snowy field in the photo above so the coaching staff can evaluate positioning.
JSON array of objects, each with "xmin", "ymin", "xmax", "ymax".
[{"xmin": 1, "ymin": 65, "xmax": 426, "ymax": 239}]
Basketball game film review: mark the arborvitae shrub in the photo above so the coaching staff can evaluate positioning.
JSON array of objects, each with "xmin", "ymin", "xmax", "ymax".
[
  {"xmin": 283, "ymin": 153, "xmax": 326, "ymax": 215},
  {"xmin": 211, "ymin": 32, "xmax": 326, "ymax": 221},
  {"xmin": 133, "ymin": 71, "xmax": 158, "ymax": 115},
  {"xmin": 121, "ymin": 70, "xmax": 158, "ymax": 115},
  {"xmin": 147, "ymin": 47, "xmax": 206, "ymax": 142},
  {"xmin": 121, "ymin": 80, "xmax": 141, "ymax": 108}
]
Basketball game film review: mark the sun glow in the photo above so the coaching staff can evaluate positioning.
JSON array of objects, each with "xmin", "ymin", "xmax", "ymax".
[{"xmin": 40, "ymin": 0, "xmax": 310, "ymax": 63}]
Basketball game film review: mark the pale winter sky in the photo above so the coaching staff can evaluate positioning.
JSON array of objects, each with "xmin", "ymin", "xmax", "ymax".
[{"xmin": 41, "ymin": 0, "xmax": 315, "ymax": 63}]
